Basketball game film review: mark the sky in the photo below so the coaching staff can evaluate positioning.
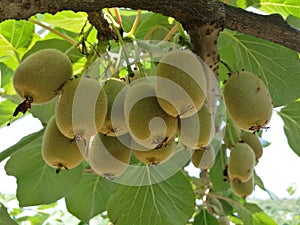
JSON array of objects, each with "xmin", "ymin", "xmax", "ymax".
[{"xmin": 1, "ymin": 108, "xmax": 300, "ymax": 200}]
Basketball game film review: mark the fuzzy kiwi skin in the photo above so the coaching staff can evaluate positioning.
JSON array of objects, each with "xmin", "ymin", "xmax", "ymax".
[
  {"xmin": 240, "ymin": 131, "xmax": 263, "ymax": 160},
  {"xmin": 132, "ymin": 136, "xmax": 176, "ymax": 165},
  {"xmin": 191, "ymin": 145, "xmax": 215, "ymax": 170},
  {"xmin": 155, "ymin": 49, "xmax": 207, "ymax": 118},
  {"xmin": 42, "ymin": 116, "xmax": 83, "ymax": 171},
  {"xmin": 223, "ymin": 71, "xmax": 273, "ymax": 132},
  {"xmin": 124, "ymin": 81, "xmax": 178, "ymax": 149},
  {"xmin": 13, "ymin": 49, "xmax": 73, "ymax": 104},
  {"xmin": 88, "ymin": 133, "xmax": 131, "ymax": 179},
  {"xmin": 228, "ymin": 142, "xmax": 255, "ymax": 182},
  {"xmin": 230, "ymin": 175, "xmax": 254, "ymax": 198},
  {"xmin": 179, "ymin": 101, "xmax": 215, "ymax": 149},
  {"xmin": 55, "ymin": 76, "xmax": 107, "ymax": 139},
  {"xmin": 218, "ymin": 216, "xmax": 230, "ymax": 225},
  {"xmin": 98, "ymin": 78, "xmax": 128, "ymax": 136}
]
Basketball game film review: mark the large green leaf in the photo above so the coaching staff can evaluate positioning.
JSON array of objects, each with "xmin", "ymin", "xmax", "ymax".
[
  {"xmin": 224, "ymin": 0, "xmax": 260, "ymax": 8},
  {"xmin": 65, "ymin": 173, "xmax": 114, "ymax": 223},
  {"xmin": 209, "ymin": 145, "xmax": 229, "ymax": 193},
  {"xmin": 29, "ymin": 98, "xmax": 56, "ymax": 125},
  {"xmin": 253, "ymin": 0, "xmax": 300, "ymax": 19},
  {"xmin": 278, "ymin": 101, "xmax": 300, "ymax": 157},
  {"xmin": 287, "ymin": 15, "xmax": 300, "ymax": 30},
  {"xmin": 120, "ymin": 10, "xmax": 174, "ymax": 40},
  {"xmin": 234, "ymin": 202, "xmax": 278, "ymax": 225},
  {"xmin": 219, "ymin": 30, "xmax": 300, "ymax": 107},
  {"xmin": 0, "ymin": 203, "xmax": 18, "ymax": 225},
  {"xmin": 4, "ymin": 131, "xmax": 83, "ymax": 207},
  {"xmin": 0, "ymin": 63, "xmax": 15, "ymax": 95},
  {"xmin": 193, "ymin": 208, "xmax": 218, "ymax": 225},
  {"xmin": 0, "ymin": 20, "xmax": 34, "ymax": 67},
  {"xmin": 107, "ymin": 171, "xmax": 195, "ymax": 225},
  {"xmin": 22, "ymin": 39, "xmax": 83, "ymax": 63},
  {"xmin": 0, "ymin": 100, "xmax": 17, "ymax": 127},
  {"xmin": 36, "ymin": 11, "xmax": 89, "ymax": 33}
]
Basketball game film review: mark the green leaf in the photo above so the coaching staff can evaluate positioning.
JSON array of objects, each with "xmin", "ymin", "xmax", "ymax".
[
  {"xmin": 233, "ymin": 202, "xmax": 278, "ymax": 225},
  {"xmin": 4, "ymin": 131, "xmax": 83, "ymax": 206},
  {"xmin": 107, "ymin": 171, "xmax": 195, "ymax": 225},
  {"xmin": 253, "ymin": 0, "xmax": 300, "ymax": 19},
  {"xmin": 0, "ymin": 203, "xmax": 18, "ymax": 225},
  {"xmin": 209, "ymin": 145, "xmax": 229, "ymax": 193},
  {"xmin": 246, "ymin": 203, "xmax": 279, "ymax": 225},
  {"xmin": 226, "ymin": 0, "xmax": 261, "ymax": 8},
  {"xmin": 0, "ymin": 62, "xmax": 15, "ymax": 95},
  {"xmin": 37, "ymin": 11, "xmax": 89, "ymax": 33},
  {"xmin": 0, "ymin": 129, "xmax": 44, "ymax": 162},
  {"xmin": 0, "ymin": 100, "xmax": 17, "ymax": 127},
  {"xmin": 22, "ymin": 39, "xmax": 83, "ymax": 63},
  {"xmin": 253, "ymin": 171, "xmax": 279, "ymax": 200},
  {"xmin": 29, "ymin": 98, "xmax": 56, "ymax": 125},
  {"xmin": 0, "ymin": 20, "xmax": 34, "ymax": 66},
  {"xmin": 120, "ymin": 10, "xmax": 174, "ymax": 40},
  {"xmin": 287, "ymin": 15, "xmax": 300, "ymax": 30},
  {"xmin": 65, "ymin": 173, "xmax": 114, "ymax": 223},
  {"xmin": 278, "ymin": 101, "xmax": 300, "ymax": 157},
  {"xmin": 193, "ymin": 208, "xmax": 218, "ymax": 225},
  {"xmin": 219, "ymin": 30, "xmax": 300, "ymax": 107}
]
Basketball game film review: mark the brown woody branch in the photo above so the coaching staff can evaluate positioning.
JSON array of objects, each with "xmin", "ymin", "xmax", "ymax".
[
  {"xmin": 0, "ymin": 0, "xmax": 299, "ymax": 52},
  {"xmin": 224, "ymin": 5, "xmax": 300, "ymax": 52}
]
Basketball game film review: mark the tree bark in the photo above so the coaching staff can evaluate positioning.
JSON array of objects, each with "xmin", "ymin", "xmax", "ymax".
[{"xmin": 0, "ymin": 0, "xmax": 299, "ymax": 52}]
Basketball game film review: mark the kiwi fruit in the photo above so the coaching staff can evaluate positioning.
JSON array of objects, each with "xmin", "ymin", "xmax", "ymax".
[
  {"xmin": 98, "ymin": 78, "xmax": 128, "ymax": 136},
  {"xmin": 132, "ymin": 136, "xmax": 176, "ymax": 165},
  {"xmin": 223, "ymin": 71, "xmax": 273, "ymax": 132},
  {"xmin": 240, "ymin": 131, "xmax": 263, "ymax": 160},
  {"xmin": 155, "ymin": 49, "xmax": 207, "ymax": 118},
  {"xmin": 191, "ymin": 145, "xmax": 215, "ymax": 170},
  {"xmin": 218, "ymin": 216, "xmax": 230, "ymax": 225},
  {"xmin": 42, "ymin": 116, "xmax": 83, "ymax": 173},
  {"xmin": 228, "ymin": 142, "xmax": 256, "ymax": 182},
  {"xmin": 12, "ymin": 49, "xmax": 73, "ymax": 115},
  {"xmin": 124, "ymin": 81, "xmax": 178, "ymax": 149},
  {"xmin": 55, "ymin": 76, "xmax": 107, "ymax": 139},
  {"xmin": 88, "ymin": 132, "xmax": 132, "ymax": 179},
  {"xmin": 179, "ymin": 101, "xmax": 215, "ymax": 149},
  {"xmin": 230, "ymin": 175, "xmax": 254, "ymax": 198}
]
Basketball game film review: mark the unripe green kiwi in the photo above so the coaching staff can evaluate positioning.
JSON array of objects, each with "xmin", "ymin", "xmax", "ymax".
[
  {"xmin": 230, "ymin": 175, "xmax": 254, "ymax": 198},
  {"xmin": 218, "ymin": 216, "xmax": 230, "ymax": 225},
  {"xmin": 98, "ymin": 78, "xmax": 128, "ymax": 136},
  {"xmin": 13, "ymin": 49, "xmax": 72, "ymax": 104},
  {"xmin": 88, "ymin": 133, "xmax": 131, "ymax": 179},
  {"xmin": 240, "ymin": 131, "xmax": 263, "ymax": 160},
  {"xmin": 55, "ymin": 76, "xmax": 107, "ymax": 139},
  {"xmin": 124, "ymin": 81, "xmax": 178, "ymax": 149},
  {"xmin": 132, "ymin": 136, "xmax": 176, "ymax": 165},
  {"xmin": 228, "ymin": 142, "xmax": 255, "ymax": 182},
  {"xmin": 42, "ymin": 116, "xmax": 83, "ymax": 173},
  {"xmin": 179, "ymin": 101, "xmax": 215, "ymax": 149},
  {"xmin": 223, "ymin": 71, "xmax": 273, "ymax": 132},
  {"xmin": 191, "ymin": 145, "xmax": 215, "ymax": 170},
  {"xmin": 155, "ymin": 49, "xmax": 207, "ymax": 118}
]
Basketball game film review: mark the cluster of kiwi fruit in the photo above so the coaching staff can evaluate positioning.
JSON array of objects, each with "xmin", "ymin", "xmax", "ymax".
[
  {"xmin": 12, "ymin": 47, "xmax": 218, "ymax": 178},
  {"xmin": 13, "ymin": 47, "xmax": 272, "ymax": 193},
  {"xmin": 223, "ymin": 130, "xmax": 264, "ymax": 198},
  {"xmin": 222, "ymin": 70, "xmax": 273, "ymax": 198}
]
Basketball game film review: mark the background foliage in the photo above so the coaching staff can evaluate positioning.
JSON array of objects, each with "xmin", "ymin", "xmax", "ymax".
[{"xmin": 0, "ymin": 0, "xmax": 300, "ymax": 224}]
